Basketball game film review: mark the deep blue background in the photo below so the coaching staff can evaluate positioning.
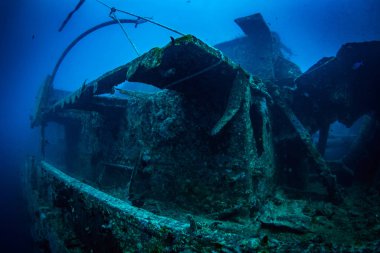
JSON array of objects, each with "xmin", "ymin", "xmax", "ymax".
[{"xmin": 1, "ymin": 0, "xmax": 379, "ymax": 251}]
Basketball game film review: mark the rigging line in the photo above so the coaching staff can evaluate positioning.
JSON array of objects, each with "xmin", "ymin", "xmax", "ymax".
[
  {"xmin": 59, "ymin": 0, "xmax": 86, "ymax": 32},
  {"xmin": 96, "ymin": 0, "xmax": 185, "ymax": 36},
  {"xmin": 164, "ymin": 60, "xmax": 223, "ymax": 89},
  {"xmin": 294, "ymin": 57, "xmax": 336, "ymax": 84},
  {"xmin": 95, "ymin": 0, "xmax": 111, "ymax": 9},
  {"xmin": 116, "ymin": 8, "xmax": 185, "ymax": 36},
  {"xmin": 110, "ymin": 12, "xmax": 140, "ymax": 56}
]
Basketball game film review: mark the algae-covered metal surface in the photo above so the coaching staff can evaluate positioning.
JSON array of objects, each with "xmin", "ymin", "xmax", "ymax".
[
  {"xmin": 31, "ymin": 161, "xmax": 251, "ymax": 252},
  {"xmin": 26, "ymin": 13, "xmax": 380, "ymax": 252}
]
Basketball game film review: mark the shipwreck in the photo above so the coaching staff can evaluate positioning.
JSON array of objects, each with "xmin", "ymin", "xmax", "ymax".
[{"xmin": 25, "ymin": 13, "xmax": 380, "ymax": 252}]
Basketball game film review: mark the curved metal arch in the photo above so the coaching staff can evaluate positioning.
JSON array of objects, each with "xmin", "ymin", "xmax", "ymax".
[{"xmin": 50, "ymin": 19, "xmax": 144, "ymax": 87}]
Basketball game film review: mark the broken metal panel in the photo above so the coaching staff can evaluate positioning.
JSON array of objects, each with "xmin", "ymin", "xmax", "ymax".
[
  {"xmin": 215, "ymin": 13, "xmax": 301, "ymax": 82},
  {"xmin": 235, "ymin": 13, "xmax": 271, "ymax": 38},
  {"xmin": 232, "ymin": 13, "xmax": 274, "ymax": 80}
]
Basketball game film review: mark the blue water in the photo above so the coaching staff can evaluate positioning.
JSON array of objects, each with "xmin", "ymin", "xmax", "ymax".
[{"xmin": 0, "ymin": 0, "xmax": 379, "ymax": 251}]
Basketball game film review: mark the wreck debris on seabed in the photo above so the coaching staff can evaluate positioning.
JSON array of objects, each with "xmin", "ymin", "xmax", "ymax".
[{"xmin": 25, "ymin": 13, "xmax": 380, "ymax": 252}]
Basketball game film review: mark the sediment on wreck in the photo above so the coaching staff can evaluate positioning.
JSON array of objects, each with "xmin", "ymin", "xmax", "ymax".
[
  {"xmin": 26, "ymin": 13, "xmax": 380, "ymax": 252},
  {"xmin": 35, "ymin": 35, "xmax": 276, "ymax": 218}
]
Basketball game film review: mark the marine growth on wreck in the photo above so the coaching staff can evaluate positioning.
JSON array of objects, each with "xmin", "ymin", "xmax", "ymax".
[{"xmin": 25, "ymin": 11, "xmax": 380, "ymax": 253}]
